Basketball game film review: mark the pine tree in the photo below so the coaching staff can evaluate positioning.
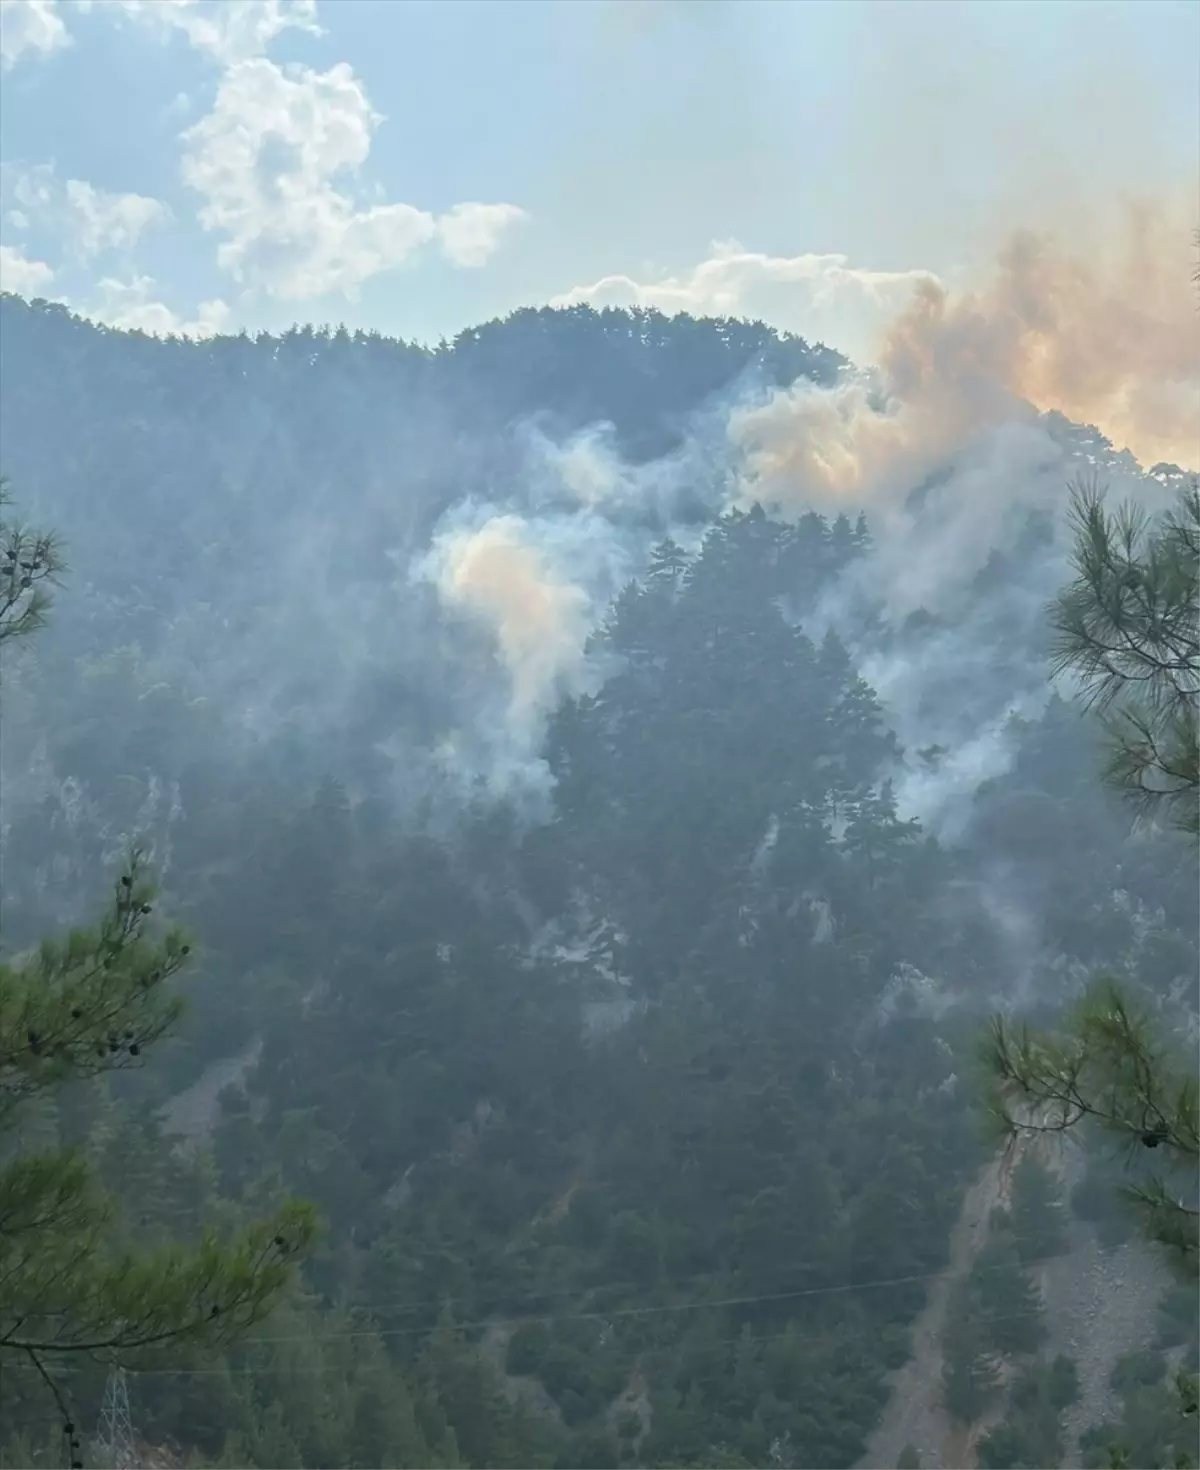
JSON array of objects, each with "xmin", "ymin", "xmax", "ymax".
[
  {"xmin": 981, "ymin": 479, "xmax": 1198, "ymax": 1278},
  {"xmin": 978, "ymin": 476, "xmax": 1199, "ymax": 1457},
  {"xmin": 942, "ymin": 1322, "xmax": 1001, "ymax": 1425},
  {"xmin": 0, "ymin": 487, "xmax": 315, "ymax": 1458},
  {"xmin": 646, "ymin": 537, "xmax": 691, "ymax": 591},
  {"xmin": 1010, "ymin": 1155, "xmax": 1070, "ymax": 1264},
  {"xmin": 1050, "ymin": 478, "xmax": 1198, "ymax": 835},
  {"xmin": 0, "ymin": 478, "xmax": 64, "ymax": 648}
]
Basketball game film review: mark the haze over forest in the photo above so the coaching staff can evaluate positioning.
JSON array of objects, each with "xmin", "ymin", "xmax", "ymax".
[{"xmin": 1, "ymin": 2, "xmax": 1198, "ymax": 1468}]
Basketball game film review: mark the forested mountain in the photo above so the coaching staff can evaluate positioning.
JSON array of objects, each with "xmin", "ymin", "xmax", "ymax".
[{"xmin": 0, "ymin": 293, "xmax": 1195, "ymax": 1469}]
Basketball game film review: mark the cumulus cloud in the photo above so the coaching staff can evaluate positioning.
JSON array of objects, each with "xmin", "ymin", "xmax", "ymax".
[
  {"xmin": 104, "ymin": 0, "xmax": 321, "ymax": 64},
  {"xmin": 0, "ymin": 0, "xmax": 70, "ymax": 69},
  {"xmin": 0, "ymin": 225, "xmax": 226, "ymax": 338},
  {"xmin": 437, "ymin": 202, "xmax": 529, "ymax": 269},
  {"xmin": 2, "ymin": 268, "xmax": 230, "ymax": 338},
  {"xmin": 64, "ymin": 179, "xmax": 172, "ymax": 258},
  {"xmin": 181, "ymin": 57, "xmax": 528, "ymax": 299},
  {"xmin": 85, "ymin": 275, "xmax": 231, "ymax": 337},
  {"xmin": 552, "ymin": 240, "xmax": 940, "ymax": 356},
  {"xmin": 6, "ymin": 165, "xmax": 171, "ymax": 261},
  {"xmin": 0, "ymin": 241, "xmax": 54, "ymax": 293},
  {"xmin": 0, "ymin": 0, "xmax": 322, "ymax": 72}
]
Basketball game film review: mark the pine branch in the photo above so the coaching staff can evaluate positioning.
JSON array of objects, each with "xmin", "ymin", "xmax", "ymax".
[
  {"xmin": 0, "ymin": 846, "xmax": 191, "ymax": 1121},
  {"xmin": 0, "ymin": 1201, "xmax": 316, "ymax": 1356},
  {"xmin": 981, "ymin": 980, "xmax": 1199, "ymax": 1272},
  {"xmin": 1048, "ymin": 479, "xmax": 1200, "ymax": 838},
  {"xmin": 0, "ymin": 479, "xmax": 66, "ymax": 649},
  {"xmin": 0, "ymin": 482, "xmax": 317, "ymax": 1434}
]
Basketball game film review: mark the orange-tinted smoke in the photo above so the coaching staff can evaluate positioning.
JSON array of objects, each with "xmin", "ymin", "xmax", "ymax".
[
  {"xmin": 432, "ymin": 514, "xmax": 591, "ymax": 727},
  {"xmin": 732, "ymin": 198, "xmax": 1198, "ymax": 514},
  {"xmin": 884, "ymin": 198, "xmax": 1198, "ymax": 470}
]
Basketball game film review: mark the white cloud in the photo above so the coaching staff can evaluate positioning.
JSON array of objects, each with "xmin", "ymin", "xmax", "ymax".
[
  {"xmin": 0, "ymin": 242, "xmax": 54, "ymax": 293},
  {"xmin": 552, "ymin": 240, "xmax": 940, "ymax": 359},
  {"xmin": 0, "ymin": 0, "xmax": 321, "ymax": 72},
  {"xmin": 87, "ymin": 275, "xmax": 231, "ymax": 337},
  {"xmin": 437, "ymin": 202, "xmax": 528, "ymax": 269},
  {"xmin": 64, "ymin": 179, "xmax": 172, "ymax": 257},
  {"xmin": 104, "ymin": 0, "xmax": 321, "ymax": 64},
  {"xmin": 162, "ymin": 90, "xmax": 195, "ymax": 122},
  {"xmin": 181, "ymin": 57, "xmax": 527, "ymax": 300},
  {"xmin": 0, "ymin": 246, "xmax": 228, "ymax": 336},
  {"xmin": 8, "ymin": 164, "xmax": 54, "ymax": 215},
  {"xmin": 0, "ymin": 0, "xmax": 70, "ymax": 69},
  {"xmin": 8, "ymin": 165, "xmax": 171, "ymax": 260}
]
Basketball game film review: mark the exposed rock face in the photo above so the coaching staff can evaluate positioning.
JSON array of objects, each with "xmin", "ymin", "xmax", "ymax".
[
  {"xmin": 859, "ymin": 1136, "xmax": 1173, "ymax": 1470},
  {"xmin": 857, "ymin": 1147, "xmax": 1020, "ymax": 1469},
  {"xmin": 160, "ymin": 1040, "xmax": 262, "ymax": 1150},
  {"xmin": 479, "ymin": 1323, "xmax": 566, "ymax": 1430},
  {"xmin": 1035, "ymin": 1141, "xmax": 1172, "ymax": 1466},
  {"xmin": 1039, "ymin": 1226, "xmax": 1168, "ymax": 1466}
]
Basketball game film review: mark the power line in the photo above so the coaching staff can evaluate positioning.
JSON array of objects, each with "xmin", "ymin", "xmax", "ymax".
[
  {"xmin": 9, "ymin": 1249, "xmax": 1066, "ymax": 1377},
  {"xmin": 269, "ymin": 1215, "xmax": 1075, "ymax": 1322},
  {"xmin": 15, "ymin": 1302, "xmax": 1020, "ymax": 1470}
]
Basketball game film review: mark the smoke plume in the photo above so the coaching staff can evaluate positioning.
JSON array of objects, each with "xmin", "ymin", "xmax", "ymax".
[
  {"xmin": 730, "ymin": 199, "xmax": 1198, "ymax": 522},
  {"xmin": 409, "ymin": 204, "xmax": 1194, "ymax": 819},
  {"xmin": 424, "ymin": 513, "xmax": 593, "ymax": 734}
]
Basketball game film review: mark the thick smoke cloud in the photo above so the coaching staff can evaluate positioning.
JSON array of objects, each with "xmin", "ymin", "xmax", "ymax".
[
  {"xmin": 420, "ymin": 512, "xmax": 599, "ymax": 744},
  {"xmin": 730, "ymin": 202, "xmax": 1197, "ymax": 515},
  {"xmin": 421, "ymin": 209, "xmax": 1192, "ymax": 829},
  {"xmin": 2, "ymin": 206, "xmax": 1192, "ymax": 877}
]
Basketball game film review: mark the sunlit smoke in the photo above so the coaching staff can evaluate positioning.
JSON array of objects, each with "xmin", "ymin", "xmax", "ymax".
[
  {"xmin": 6, "ymin": 199, "xmax": 1193, "ymax": 837},
  {"xmin": 420, "ymin": 511, "xmax": 595, "ymax": 739},
  {"xmin": 990, "ymin": 203, "xmax": 1199, "ymax": 468},
  {"xmin": 730, "ymin": 199, "xmax": 1199, "ymax": 519}
]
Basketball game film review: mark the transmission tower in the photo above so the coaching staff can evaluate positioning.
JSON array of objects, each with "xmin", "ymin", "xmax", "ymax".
[{"xmin": 93, "ymin": 1366, "xmax": 138, "ymax": 1470}]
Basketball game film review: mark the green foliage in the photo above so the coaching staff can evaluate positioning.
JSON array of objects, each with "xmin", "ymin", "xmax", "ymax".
[
  {"xmin": 1070, "ymin": 1153, "xmax": 1141, "ymax": 1247},
  {"xmin": 980, "ymin": 478, "xmax": 1199, "ymax": 1276},
  {"xmin": 1156, "ymin": 1282, "xmax": 1200, "ymax": 1350},
  {"xmin": 1010, "ymin": 1155, "xmax": 1070, "ymax": 1263},
  {"xmin": 983, "ymin": 981, "xmax": 1199, "ymax": 1272},
  {"xmin": 0, "ymin": 477, "xmax": 65, "ymax": 649},
  {"xmin": 1050, "ymin": 479, "xmax": 1199, "ymax": 837},
  {"xmin": 0, "ymin": 489, "xmax": 314, "ymax": 1455},
  {"xmin": 975, "ymin": 1356, "xmax": 1080, "ymax": 1469},
  {"xmin": 942, "ymin": 1227, "xmax": 1047, "ymax": 1426},
  {"xmin": 1, "ymin": 307, "xmax": 1195, "ymax": 1467},
  {"xmin": 982, "ymin": 473, "xmax": 1200, "ymax": 1470},
  {"xmin": 506, "ymin": 1321, "xmax": 552, "ymax": 1377},
  {"xmin": 1047, "ymin": 1352, "xmax": 1082, "ymax": 1411},
  {"xmin": 1080, "ymin": 1353, "xmax": 1200, "ymax": 1470}
]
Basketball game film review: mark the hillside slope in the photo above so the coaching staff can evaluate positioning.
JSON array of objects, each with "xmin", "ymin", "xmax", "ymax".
[{"xmin": 2, "ymin": 300, "xmax": 1196, "ymax": 1470}]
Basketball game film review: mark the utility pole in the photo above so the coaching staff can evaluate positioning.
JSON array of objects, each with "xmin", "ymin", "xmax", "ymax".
[{"xmin": 93, "ymin": 1366, "xmax": 138, "ymax": 1470}]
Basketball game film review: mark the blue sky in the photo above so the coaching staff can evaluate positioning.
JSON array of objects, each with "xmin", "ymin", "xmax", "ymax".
[{"xmin": 1, "ymin": 0, "xmax": 1197, "ymax": 359}]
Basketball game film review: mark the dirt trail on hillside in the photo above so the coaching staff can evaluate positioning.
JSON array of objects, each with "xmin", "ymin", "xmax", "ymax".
[
  {"xmin": 860, "ymin": 1133, "xmax": 1171, "ymax": 1470},
  {"xmin": 857, "ymin": 1147, "xmax": 1021, "ymax": 1469}
]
